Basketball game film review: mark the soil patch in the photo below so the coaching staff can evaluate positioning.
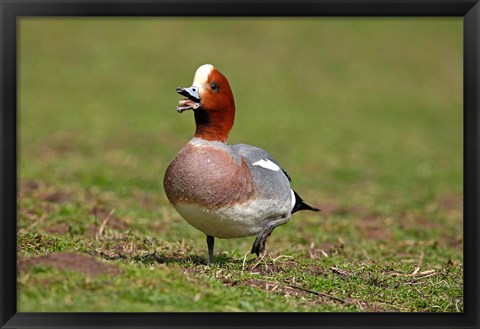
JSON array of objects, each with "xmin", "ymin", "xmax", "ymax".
[
  {"xmin": 437, "ymin": 194, "xmax": 463, "ymax": 213},
  {"xmin": 43, "ymin": 223, "xmax": 71, "ymax": 235},
  {"xmin": 356, "ymin": 216, "xmax": 392, "ymax": 240},
  {"xmin": 319, "ymin": 202, "xmax": 371, "ymax": 217},
  {"xmin": 42, "ymin": 191, "xmax": 73, "ymax": 204},
  {"xmin": 87, "ymin": 206, "xmax": 131, "ymax": 237},
  {"xmin": 22, "ymin": 180, "xmax": 40, "ymax": 191},
  {"xmin": 18, "ymin": 252, "xmax": 120, "ymax": 276},
  {"xmin": 19, "ymin": 181, "xmax": 73, "ymax": 204},
  {"xmin": 92, "ymin": 206, "xmax": 130, "ymax": 231}
]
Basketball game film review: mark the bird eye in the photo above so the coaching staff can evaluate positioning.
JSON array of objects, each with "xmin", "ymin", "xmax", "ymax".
[{"xmin": 210, "ymin": 81, "xmax": 219, "ymax": 91}]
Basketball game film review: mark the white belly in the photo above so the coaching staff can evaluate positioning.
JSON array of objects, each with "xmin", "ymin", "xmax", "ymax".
[{"xmin": 174, "ymin": 200, "xmax": 290, "ymax": 239}]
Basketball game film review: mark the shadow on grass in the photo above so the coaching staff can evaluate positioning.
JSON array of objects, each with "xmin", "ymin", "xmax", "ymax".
[{"xmin": 96, "ymin": 246, "xmax": 237, "ymax": 267}]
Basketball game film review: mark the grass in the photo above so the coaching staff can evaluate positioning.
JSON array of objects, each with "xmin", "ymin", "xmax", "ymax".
[{"xmin": 17, "ymin": 17, "xmax": 463, "ymax": 312}]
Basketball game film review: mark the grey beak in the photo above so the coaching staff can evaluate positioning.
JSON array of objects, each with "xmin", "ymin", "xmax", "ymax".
[{"xmin": 176, "ymin": 86, "xmax": 200, "ymax": 102}]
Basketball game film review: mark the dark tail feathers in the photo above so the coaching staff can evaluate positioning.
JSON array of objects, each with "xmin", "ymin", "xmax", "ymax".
[{"xmin": 291, "ymin": 190, "xmax": 320, "ymax": 214}]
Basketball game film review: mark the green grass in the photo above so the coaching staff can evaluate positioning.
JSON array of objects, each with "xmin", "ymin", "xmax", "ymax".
[{"xmin": 17, "ymin": 17, "xmax": 463, "ymax": 312}]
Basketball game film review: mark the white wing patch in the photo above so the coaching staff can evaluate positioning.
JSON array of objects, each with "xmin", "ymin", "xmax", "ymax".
[{"xmin": 252, "ymin": 159, "xmax": 281, "ymax": 171}]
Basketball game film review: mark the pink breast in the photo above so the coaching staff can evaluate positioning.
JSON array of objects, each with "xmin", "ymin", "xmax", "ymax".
[{"xmin": 164, "ymin": 144, "xmax": 255, "ymax": 209}]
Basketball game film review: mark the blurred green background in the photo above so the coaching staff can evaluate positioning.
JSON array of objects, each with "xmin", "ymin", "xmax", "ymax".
[{"xmin": 18, "ymin": 18, "xmax": 463, "ymax": 312}]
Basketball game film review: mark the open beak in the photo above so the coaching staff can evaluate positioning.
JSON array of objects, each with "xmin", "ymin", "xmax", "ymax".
[{"xmin": 176, "ymin": 86, "xmax": 201, "ymax": 113}]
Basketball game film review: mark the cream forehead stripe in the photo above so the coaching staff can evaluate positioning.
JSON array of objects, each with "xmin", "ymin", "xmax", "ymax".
[{"xmin": 192, "ymin": 64, "xmax": 214, "ymax": 86}]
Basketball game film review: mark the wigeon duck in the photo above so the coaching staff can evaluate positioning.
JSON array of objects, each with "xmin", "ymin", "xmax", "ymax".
[{"xmin": 164, "ymin": 64, "xmax": 319, "ymax": 264}]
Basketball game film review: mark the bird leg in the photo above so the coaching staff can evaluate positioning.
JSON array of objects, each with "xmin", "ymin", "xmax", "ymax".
[
  {"xmin": 251, "ymin": 215, "xmax": 291, "ymax": 256},
  {"xmin": 251, "ymin": 223, "xmax": 274, "ymax": 256},
  {"xmin": 206, "ymin": 235, "xmax": 215, "ymax": 265}
]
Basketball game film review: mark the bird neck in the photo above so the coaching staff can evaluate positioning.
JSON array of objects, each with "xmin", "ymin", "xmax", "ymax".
[{"xmin": 194, "ymin": 107, "xmax": 235, "ymax": 143}]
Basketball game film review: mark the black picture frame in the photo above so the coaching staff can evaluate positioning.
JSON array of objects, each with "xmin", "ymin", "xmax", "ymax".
[{"xmin": 1, "ymin": 0, "xmax": 478, "ymax": 328}]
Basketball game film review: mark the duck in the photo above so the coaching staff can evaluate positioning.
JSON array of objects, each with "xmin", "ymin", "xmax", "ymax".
[{"xmin": 163, "ymin": 64, "xmax": 319, "ymax": 264}]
